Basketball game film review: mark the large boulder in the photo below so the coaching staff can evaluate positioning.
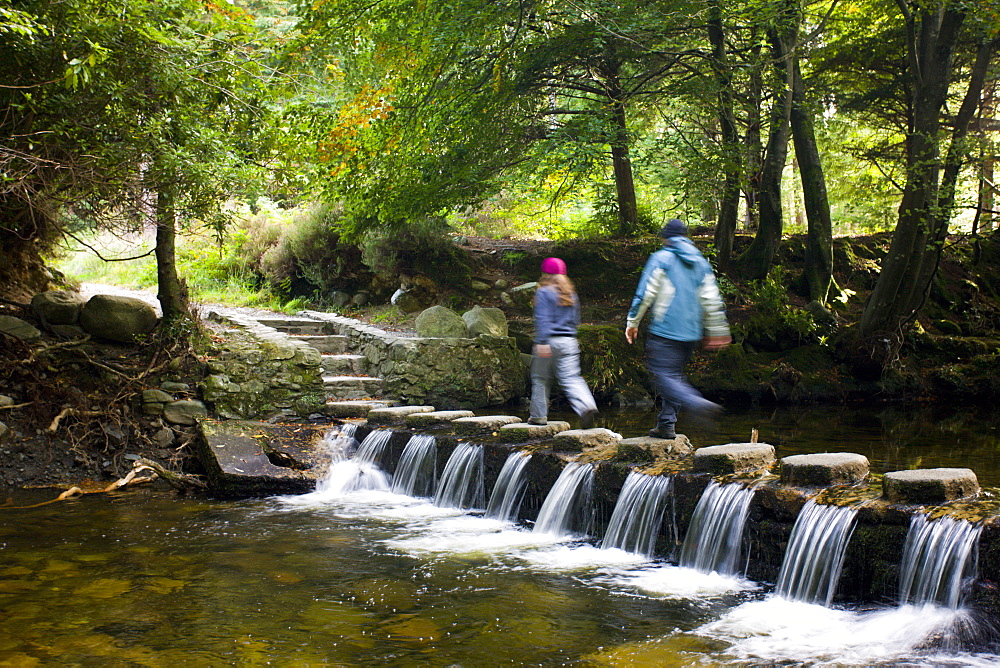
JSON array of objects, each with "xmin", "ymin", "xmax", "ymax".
[
  {"xmin": 391, "ymin": 288, "xmax": 425, "ymax": 314},
  {"xmin": 31, "ymin": 290, "xmax": 86, "ymax": 326},
  {"xmin": 462, "ymin": 306, "xmax": 508, "ymax": 337},
  {"xmin": 79, "ymin": 294, "xmax": 158, "ymax": 343},
  {"xmin": 415, "ymin": 305, "xmax": 469, "ymax": 338}
]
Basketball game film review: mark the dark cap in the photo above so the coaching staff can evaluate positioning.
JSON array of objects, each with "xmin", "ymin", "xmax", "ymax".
[{"xmin": 660, "ymin": 219, "xmax": 688, "ymax": 238}]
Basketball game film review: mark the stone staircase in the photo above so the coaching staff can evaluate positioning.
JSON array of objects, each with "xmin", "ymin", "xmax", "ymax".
[{"xmin": 254, "ymin": 316, "xmax": 385, "ymax": 406}]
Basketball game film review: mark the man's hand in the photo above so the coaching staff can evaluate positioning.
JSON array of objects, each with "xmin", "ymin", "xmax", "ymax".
[
  {"xmin": 625, "ymin": 326, "xmax": 639, "ymax": 344},
  {"xmin": 534, "ymin": 344, "xmax": 552, "ymax": 358},
  {"xmin": 703, "ymin": 335, "xmax": 731, "ymax": 351}
]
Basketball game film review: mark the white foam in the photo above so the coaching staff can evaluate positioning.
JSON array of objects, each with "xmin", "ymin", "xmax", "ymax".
[
  {"xmin": 698, "ymin": 597, "xmax": 967, "ymax": 665},
  {"xmin": 515, "ymin": 544, "xmax": 649, "ymax": 571},
  {"xmin": 609, "ymin": 564, "xmax": 754, "ymax": 599}
]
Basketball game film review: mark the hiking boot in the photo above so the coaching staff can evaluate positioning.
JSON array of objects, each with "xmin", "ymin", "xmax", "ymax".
[
  {"xmin": 579, "ymin": 409, "xmax": 598, "ymax": 429},
  {"xmin": 647, "ymin": 424, "xmax": 676, "ymax": 440},
  {"xmin": 527, "ymin": 417, "xmax": 548, "ymax": 425}
]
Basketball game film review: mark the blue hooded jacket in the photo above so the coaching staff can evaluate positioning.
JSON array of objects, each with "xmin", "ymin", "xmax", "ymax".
[{"xmin": 626, "ymin": 237, "xmax": 730, "ymax": 342}]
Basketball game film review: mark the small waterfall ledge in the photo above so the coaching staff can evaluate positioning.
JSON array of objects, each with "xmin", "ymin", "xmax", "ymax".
[{"xmin": 193, "ymin": 419, "xmax": 1000, "ymax": 622}]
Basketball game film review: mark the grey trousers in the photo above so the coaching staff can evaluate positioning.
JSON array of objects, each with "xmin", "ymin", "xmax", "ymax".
[{"xmin": 529, "ymin": 336, "xmax": 597, "ymax": 420}]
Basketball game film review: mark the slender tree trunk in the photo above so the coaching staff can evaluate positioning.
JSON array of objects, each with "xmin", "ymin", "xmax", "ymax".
[
  {"xmin": 857, "ymin": 7, "xmax": 977, "ymax": 337},
  {"xmin": 744, "ymin": 41, "xmax": 764, "ymax": 233},
  {"xmin": 601, "ymin": 54, "xmax": 639, "ymax": 237},
  {"xmin": 789, "ymin": 50, "xmax": 837, "ymax": 304},
  {"xmin": 733, "ymin": 26, "xmax": 793, "ymax": 281},
  {"xmin": 708, "ymin": 0, "xmax": 742, "ymax": 273},
  {"xmin": 155, "ymin": 185, "xmax": 188, "ymax": 321},
  {"xmin": 610, "ymin": 101, "xmax": 639, "ymax": 236},
  {"xmin": 978, "ymin": 79, "xmax": 997, "ymax": 234}
]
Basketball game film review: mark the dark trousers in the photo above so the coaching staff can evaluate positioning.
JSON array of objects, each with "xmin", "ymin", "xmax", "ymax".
[{"xmin": 645, "ymin": 334, "xmax": 717, "ymax": 426}]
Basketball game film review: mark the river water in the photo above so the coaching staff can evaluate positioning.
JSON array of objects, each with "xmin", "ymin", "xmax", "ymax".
[{"xmin": 0, "ymin": 404, "xmax": 997, "ymax": 665}]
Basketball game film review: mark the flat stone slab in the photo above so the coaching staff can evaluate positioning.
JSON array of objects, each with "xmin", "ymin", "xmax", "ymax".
[
  {"xmin": 406, "ymin": 410, "xmax": 476, "ymax": 427},
  {"xmin": 620, "ymin": 436, "xmax": 693, "ymax": 456},
  {"xmin": 451, "ymin": 415, "xmax": 522, "ymax": 436},
  {"xmin": 321, "ymin": 400, "xmax": 390, "ymax": 418},
  {"xmin": 367, "ymin": 405, "xmax": 435, "ymax": 425},
  {"xmin": 883, "ymin": 468, "xmax": 980, "ymax": 504},
  {"xmin": 694, "ymin": 443, "xmax": 776, "ymax": 474},
  {"xmin": 196, "ymin": 421, "xmax": 322, "ymax": 497},
  {"xmin": 781, "ymin": 452, "xmax": 869, "ymax": 487},
  {"xmin": 498, "ymin": 421, "xmax": 571, "ymax": 441},
  {"xmin": 552, "ymin": 428, "xmax": 622, "ymax": 452}
]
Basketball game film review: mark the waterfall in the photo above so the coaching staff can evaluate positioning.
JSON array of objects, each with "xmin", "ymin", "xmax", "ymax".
[
  {"xmin": 433, "ymin": 443, "xmax": 485, "ymax": 510},
  {"xmin": 775, "ymin": 500, "xmax": 859, "ymax": 606},
  {"xmin": 600, "ymin": 471, "xmax": 672, "ymax": 557},
  {"xmin": 533, "ymin": 462, "xmax": 594, "ymax": 537},
  {"xmin": 485, "ymin": 452, "xmax": 532, "ymax": 522},
  {"xmin": 391, "ymin": 434, "xmax": 437, "ymax": 497},
  {"xmin": 899, "ymin": 514, "xmax": 982, "ymax": 609},
  {"xmin": 353, "ymin": 429, "xmax": 393, "ymax": 467},
  {"xmin": 679, "ymin": 481, "xmax": 756, "ymax": 575},
  {"xmin": 317, "ymin": 427, "xmax": 391, "ymax": 494}
]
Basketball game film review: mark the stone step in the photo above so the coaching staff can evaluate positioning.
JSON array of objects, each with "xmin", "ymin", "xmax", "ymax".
[
  {"xmin": 294, "ymin": 335, "xmax": 350, "ymax": 354},
  {"xmin": 323, "ymin": 375, "xmax": 384, "ymax": 400},
  {"xmin": 254, "ymin": 318, "xmax": 330, "ymax": 335},
  {"xmin": 322, "ymin": 354, "xmax": 366, "ymax": 375},
  {"xmin": 321, "ymin": 399, "xmax": 392, "ymax": 418}
]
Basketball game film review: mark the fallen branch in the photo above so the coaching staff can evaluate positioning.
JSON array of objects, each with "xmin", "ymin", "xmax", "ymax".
[
  {"xmin": 134, "ymin": 457, "xmax": 207, "ymax": 491},
  {"xmin": 0, "ymin": 402, "xmax": 31, "ymax": 411},
  {"xmin": 0, "ymin": 487, "xmax": 83, "ymax": 510},
  {"xmin": 47, "ymin": 407, "xmax": 101, "ymax": 433},
  {"xmin": 103, "ymin": 465, "xmax": 158, "ymax": 492}
]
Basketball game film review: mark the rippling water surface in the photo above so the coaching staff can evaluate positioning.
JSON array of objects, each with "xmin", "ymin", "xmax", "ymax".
[{"xmin": 0, "ymin": 405, "xmax": 996, "ymax": 665}]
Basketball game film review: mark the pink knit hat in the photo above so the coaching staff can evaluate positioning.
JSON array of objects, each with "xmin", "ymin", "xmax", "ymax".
[{"xmin": 540, "ymin": 257, "xmax": 567, "ymax": 275}]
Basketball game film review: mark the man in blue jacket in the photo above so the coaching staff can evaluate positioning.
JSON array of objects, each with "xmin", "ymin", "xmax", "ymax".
[{"xmin": 625, "ymin": 219, "xmax": 731, "ymax": 439}]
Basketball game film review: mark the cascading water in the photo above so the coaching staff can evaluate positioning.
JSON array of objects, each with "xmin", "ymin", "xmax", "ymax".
[
  {"xmin": 899, "ymin": 514, "xmax": 983, "ymax": 608},
  {"xmin": 391, "ymin": 434, "xmax": 437, "ymax": 497},
  {"xmin": 679, "ymin": 481, "xmax": 756, "ymax": 575},
  {"xmin": 485, "ymin": 452, "xmax": 532, "ymax": 521},
  {"xmin": 600, "ymin": 471, "xmax": 672, "ymax": 557},
  {"xmin": 533, "ymin": 462, "xmax": 594, "ymax": 537},
  {"xmin": 775, "ymin": 500, "xmax": 859, "ymax": 606},
  {"xmin": 433, "ymin": 443, "xmax": 485, "ymax": 509},
  {"xmin": 316, "ymin": 426, "xmax": 392, "ymax": 494}
]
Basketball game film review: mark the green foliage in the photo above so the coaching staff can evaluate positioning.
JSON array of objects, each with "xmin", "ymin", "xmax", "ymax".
[
  {"xmin": 358, "ymin": 217, "xmax": 470, "ymax": 287},
  {"xmin": 738, "ymin": 266, "xmax": 819, "ymax": 351}
]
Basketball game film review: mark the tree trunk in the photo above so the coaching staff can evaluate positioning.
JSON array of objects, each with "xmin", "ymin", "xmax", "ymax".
[
  {"xmin": 733, "ymin": 26, "xmax": 793, "ymax": 281},
  {"xmin": 789, "ymin": 49, "xmax": 836, "ymax": 304},
  {"xmin": 600, "ymin": 54, "xmax": 640, "ymax": 237},
  {"xmin": 155, "ymin": 185, "xmax": 189, "ymax": 321},
  {"xmin": 708, "ymin": 0, "xmax": 742, "ymax": 273},
  {"xmin": 857, "ymin": 7, "xmax": 975, "ymax": 337},
  {"xmin": 610, "ymin": 100, "xmax": 639, "ymax": 236},
  {"xmin": 978, "ymin": 78, "xmax": 997, "ymax": 234}
]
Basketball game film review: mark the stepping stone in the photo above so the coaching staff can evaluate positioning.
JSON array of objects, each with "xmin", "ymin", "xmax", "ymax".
[
  {"xmin": 323, "ymin": 376, "xmax": 384, "ymax": 400},
  {"xmin": 322, "ymin": 354, "xmax": 366, "ymax": 374},
  {"xmin": 498, "ymin": 421, "xmax": 571, "ymax": 441},
  {"xmin": 367, "ymin": 405, "xmax": 436, "ymax": 425},
  {"xmin": 406, "ymin": 410, "xmax": 476, "ymax": 427},
  {"xmin": 620, "ymin": 435, "xmax": 693, "ymax": 456},
  {"xmin": 883, "ymin": 468, "xmax": 979, "ymax": 505},
  {"xmin": 322, "ymin": 400, "xmax": 390, "ymax": 418},
  {"xmin": 296, "ymin": 335, "xmax": 350, "ymax": 354},
  {"xmin": 780, "ymin": 452, "xmax": 869, "ymax": 487},
  {"xmin": 694, "ymin": 443, "xmax": 776, "ymax": 474},
  {"xmin": 451, "ymin": 415, "xmax": 522, "ymax": 436},
  {"xmin": 553, "ymin": 428, "xmax": 622, "ymax": 451}
]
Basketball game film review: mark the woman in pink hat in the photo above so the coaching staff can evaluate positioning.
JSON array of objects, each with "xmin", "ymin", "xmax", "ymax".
[{"xmin": 528, "ymin": 257, "xmax": 598, "ymax": 428}]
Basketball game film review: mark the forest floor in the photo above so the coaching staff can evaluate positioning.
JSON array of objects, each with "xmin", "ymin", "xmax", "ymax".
[{"xmin": 1, "ymin": 230, "xmax": 998, "ymax": 494}]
